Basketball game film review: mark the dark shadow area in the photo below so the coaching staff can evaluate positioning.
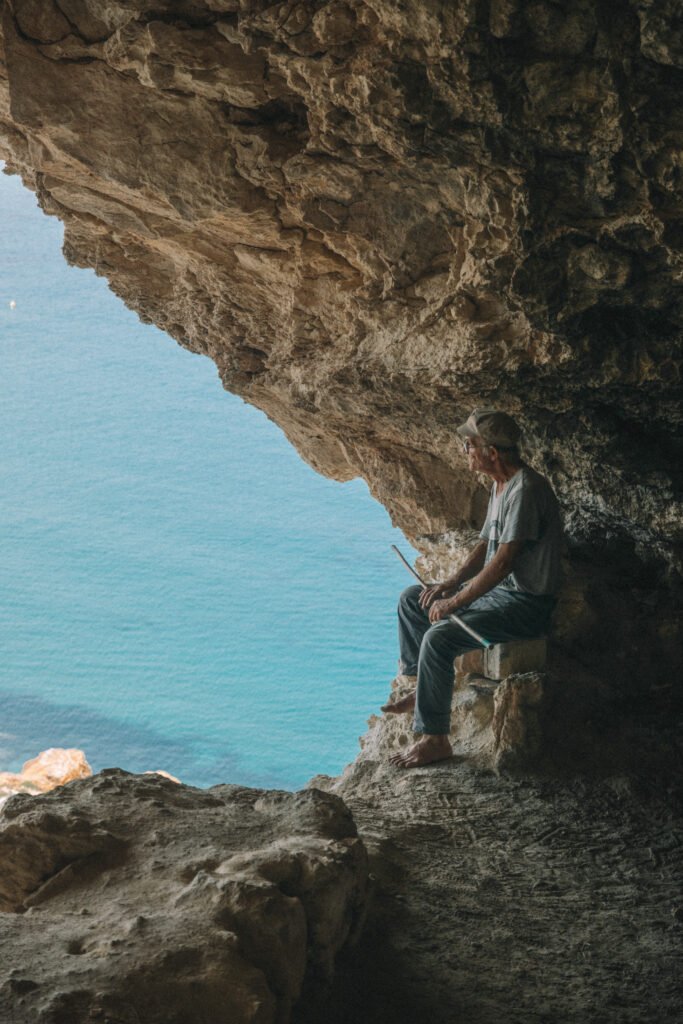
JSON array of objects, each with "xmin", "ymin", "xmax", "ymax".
[
  {"xmin": 294, "ymin": 761, "xmax": 683, "ymax": 1024},
  {"xmin": 533, "ymin": 646, "xmax": 683, "ymax": 791},
  {"xmin": 292, "ymin": 844, "xmax": 449, "ymax": 1024}
]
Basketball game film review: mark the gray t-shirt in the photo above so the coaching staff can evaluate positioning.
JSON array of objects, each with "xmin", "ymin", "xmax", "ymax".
[{"xmin": 479, "ymin": 466, "xmax": 563, "ymax": 595}]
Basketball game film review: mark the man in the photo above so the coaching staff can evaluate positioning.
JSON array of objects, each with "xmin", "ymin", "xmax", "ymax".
[{"xmin": 385, "ymin": 408, "xmax": 563, "ymax": 769}]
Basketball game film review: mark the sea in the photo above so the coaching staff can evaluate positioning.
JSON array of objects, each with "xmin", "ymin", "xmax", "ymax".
[{"xmin": 0, "ymin": 165, "xmax": 417, "ymax": 792}]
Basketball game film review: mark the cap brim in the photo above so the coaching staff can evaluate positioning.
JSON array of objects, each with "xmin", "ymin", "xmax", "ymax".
[{"xmin": 456, "ymin": 422, "xmax": 478, "ymax": 439}]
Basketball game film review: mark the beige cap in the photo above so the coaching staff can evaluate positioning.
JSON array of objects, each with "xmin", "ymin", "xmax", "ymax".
[{"xmin": 456, "ymin": 408, "xmax": 521, "ymax": 448}]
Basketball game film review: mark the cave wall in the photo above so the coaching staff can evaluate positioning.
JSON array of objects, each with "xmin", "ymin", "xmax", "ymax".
[{"xmin": 1, "ymin": 0, "xmax": 681, "ymax": 687}]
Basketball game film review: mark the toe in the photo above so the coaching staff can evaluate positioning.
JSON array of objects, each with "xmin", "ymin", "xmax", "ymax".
[{"xmin": 390, "ymin": 750, "xmax": 411, "ymax": 766}]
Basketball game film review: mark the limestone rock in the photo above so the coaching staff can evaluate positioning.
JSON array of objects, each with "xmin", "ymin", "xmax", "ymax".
[
  {"xmin": 0, "ymin": 770, "xmax": 367, "ymax": 1024},
  {"xmin": 143, "ymin": 768, "xmax": 181, "ymax": 783},
  {"xmin": 491, "ymin": 671, "xmax": 545, "ymax": 770},
  {"xmin": 316, "ymin": 748, "xmax": 682, "ymax": 1024},
  {"xmin": 0, "ymin": 0, "xmax": 680, "ymax": 694},
  {"xmin": 0, "ymin": 0, "xmax": 680, "ymax": 570},
  {"xmin": 0, "ymin": 748, "xmax": 92, "ymax": 807},
  {"xmin": 459, "ymin": 636, "xmax": 548, "ymax": 680},
  {"xmin": 351, "ymin": 668, "xmax": 546, "ymax": 772}
]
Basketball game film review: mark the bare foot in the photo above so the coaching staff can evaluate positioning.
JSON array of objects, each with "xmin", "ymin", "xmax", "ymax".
[
  {"xmin": 381, "ymin": 690, "xmax": 416, "ymax": 715},
  {"xmin": 389, "ymin": 735, "xmax": 452, "ymax": 769}
]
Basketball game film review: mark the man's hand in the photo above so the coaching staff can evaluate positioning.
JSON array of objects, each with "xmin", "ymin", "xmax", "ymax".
[
  {"xmin": 428, "ymin": 598, "xmax": 454, "ymax": 623},
  {"xmin": 427, "ymin": 584, "xmax": 474, "ymax": 623},
  {"xmin": 419, "ymin": 581, "xmax": 454, "ymax": 610}
]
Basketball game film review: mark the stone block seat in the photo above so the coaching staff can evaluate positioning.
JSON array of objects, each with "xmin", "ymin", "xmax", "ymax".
[
  {"xmin": 452, "ymin": 636, "xmax": 549, "ymax": 768},
  {"xmin": 457, "ymin": 636, "xmax": 547, "ymax": 682},
  {"xmin": 373, "ymin": 638, "xmax": 551, "ymax": 772}
]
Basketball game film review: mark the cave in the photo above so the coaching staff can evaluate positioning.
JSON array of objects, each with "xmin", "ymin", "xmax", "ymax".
[{"xmin": 0, "ymin": 1, "xmax": 681, "ymax": 1022}]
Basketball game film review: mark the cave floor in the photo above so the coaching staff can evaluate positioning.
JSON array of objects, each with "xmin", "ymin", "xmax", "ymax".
[{"xmin": 294, "ymin": 762, "xmax": 682, "ymax": 1024}]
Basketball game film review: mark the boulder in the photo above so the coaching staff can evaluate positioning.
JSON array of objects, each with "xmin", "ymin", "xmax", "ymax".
[
  {"xmin": 0, "ymin": 770, "xmax": 367, "ymax": 1024},
  {"xmin": 0, "ymin": 748, "xmax": 92, "ymax": 807}
]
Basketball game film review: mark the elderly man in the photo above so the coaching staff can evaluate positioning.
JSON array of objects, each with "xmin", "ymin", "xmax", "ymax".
[{"xmin": 385, "ymin": 408, "xmax": 563, "ymax": 769}]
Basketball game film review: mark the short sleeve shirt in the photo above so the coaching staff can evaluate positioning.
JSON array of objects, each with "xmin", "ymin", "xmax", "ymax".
[{"xmin": 479, "ymin": 466, "xmax": 563, "ymax": 595}]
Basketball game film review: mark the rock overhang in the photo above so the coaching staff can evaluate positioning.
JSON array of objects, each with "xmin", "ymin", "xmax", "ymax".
[{"xmin": 0, "ymin": 1, "xmax": 681, "ymax": 600}]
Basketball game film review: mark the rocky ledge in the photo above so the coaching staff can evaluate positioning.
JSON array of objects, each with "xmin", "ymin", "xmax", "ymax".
[
  {"xmin": 1, "ymin": 700, "xmax": 680, "ymax": 1024},
  {"xmin": 0, "ymin": 770, "xmax": 367, "ymax": 1024},
  {"xmin": 306, "ymin": 724, "xmax": 683, "ymax": 1024}
]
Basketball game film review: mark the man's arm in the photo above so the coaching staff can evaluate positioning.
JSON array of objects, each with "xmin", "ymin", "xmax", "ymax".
[
  {"xmin": 427, "ymin": 540, "xmax": 524, "ymax": 622},
  {"xmin": 419, "ymin": 540, "xmax": 487, "ymax": 609},
  {"xmin": 451, "ymin": 540, "xmax": 488, "ymax": 588}
]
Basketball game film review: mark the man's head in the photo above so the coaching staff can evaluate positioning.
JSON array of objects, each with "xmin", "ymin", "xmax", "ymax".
[{"xmin": 456, "ymin": 408, "xmax": 522, "ymax": 474}]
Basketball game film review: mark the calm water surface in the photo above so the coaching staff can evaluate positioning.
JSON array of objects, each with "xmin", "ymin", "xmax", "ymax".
[{"xmin": 0, "ymin": 167, "xmax": 416, "ymax": 790}]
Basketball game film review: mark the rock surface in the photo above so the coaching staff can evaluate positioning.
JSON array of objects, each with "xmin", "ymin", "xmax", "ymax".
[
  {"xmin": 0, "ymin": 0, "xmax": 680, "ymax": 701},
  {"xmin": 0, "ymin": 6, "xmax": 681, "ymax": 1021},
  {"xmin": 293, "ymin": 668, "xmax": 681, "ymax": 1023},
  {"xmin": 304, "ymin": 747, "xmax": 683, "ymax": 1024},
  {"xmin": 0, "ymin": 748, "xmax": 92, "ymax": 809},
  {"xmin": 0, "ymin": 0, "xmax": 681, "ymax": 565},
  {"xmin": 356, "ymin": 668, "xmax": 547, "ymax": 771},
  {"xmin": 0, "ymin": 770, "xmax": 367, "ymax": 1024}
]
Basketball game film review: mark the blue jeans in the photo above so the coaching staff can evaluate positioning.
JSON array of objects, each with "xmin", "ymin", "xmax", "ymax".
[{"xmin": 397, "ymin": 585, "xmax": 556, "ymax": 734}]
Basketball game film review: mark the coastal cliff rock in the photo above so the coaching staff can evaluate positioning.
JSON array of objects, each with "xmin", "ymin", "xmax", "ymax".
[
  {"xmin": 0, "ymin": 770, "xmax": 367, "ymax": 1024},
  {"xmin": 0, "ymin": 0, "xmax": 680, "ymax": 560},
  {"xmin": 0, "ymin": 748, "xmax": 92, "ymax": 808},
  {"xmin": 0, "ymin": 7, "xmax": 681, "ymax": 1019},
  {"xmin": 0, "ymin": 0, "xmax": 681, "ymax": 693}
]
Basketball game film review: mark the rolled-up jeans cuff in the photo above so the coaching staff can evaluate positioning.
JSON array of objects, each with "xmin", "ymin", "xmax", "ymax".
[{"xmin": 412, "ymin": 712, "xmax": 451, "ymax": 735}]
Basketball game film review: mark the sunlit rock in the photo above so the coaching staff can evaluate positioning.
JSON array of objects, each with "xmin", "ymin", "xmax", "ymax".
[
  {"xmin": 0, "ymin": 770, "xmax": 367, "ymax": 1024},
  {"xmin": 143, "ymin": 768, "xmax": 181, "ymax": 783},
  {"xmin": 0, "ymin": 748, "xmax": 92, "ymax": 805},
  {"xmin": 0, "ymin": 751, "xmax": 184, "ymax": 809}
]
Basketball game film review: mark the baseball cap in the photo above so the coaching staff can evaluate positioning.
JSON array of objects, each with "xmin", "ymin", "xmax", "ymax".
[{"xmin": 456, "ymin": 408, "xmax": 521, "ymax": 448}]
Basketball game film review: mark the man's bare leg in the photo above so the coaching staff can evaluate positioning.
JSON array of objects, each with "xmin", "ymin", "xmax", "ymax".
[
  {"xmin": 389, "ymin": 734, "xmax": 452, "ymax": 769},
  {"xmin": 381, "ymin": 690, "xmax": 416, "ymax": 714}
]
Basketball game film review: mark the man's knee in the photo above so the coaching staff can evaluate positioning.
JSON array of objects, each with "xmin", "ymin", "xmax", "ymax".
[{"xmin": 420, "ymin": 620, "xmax": 460, "ymax": 658}]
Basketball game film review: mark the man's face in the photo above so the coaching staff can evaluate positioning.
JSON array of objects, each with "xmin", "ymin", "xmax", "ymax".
[{"xmin": 463, "ymin": 437, "xmax": 495, "ymax": 474}]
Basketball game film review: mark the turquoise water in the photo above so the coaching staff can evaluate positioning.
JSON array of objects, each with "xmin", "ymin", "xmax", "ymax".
[{"xmin": 0, "ymin": 168, "xmax": 415, "ymax": 790}]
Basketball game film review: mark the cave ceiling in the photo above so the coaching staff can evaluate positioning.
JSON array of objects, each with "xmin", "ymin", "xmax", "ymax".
[{"xmin": 1, "ymin": 0, "xmax": 681, "ymax": 570}]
